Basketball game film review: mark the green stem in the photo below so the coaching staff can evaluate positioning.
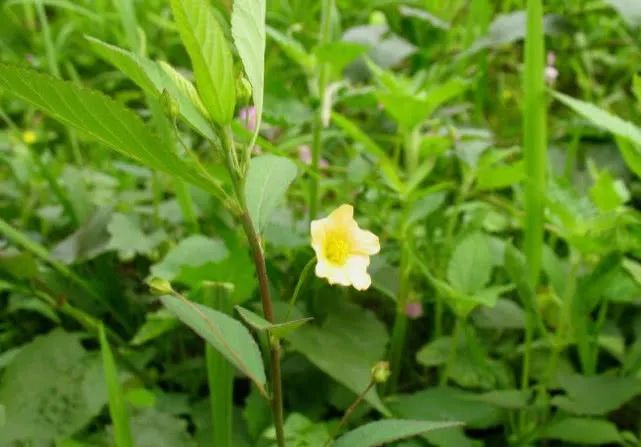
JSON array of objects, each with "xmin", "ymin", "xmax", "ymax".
[
  {"xmin": 309, "ymin": 0, "xmax": 334, "ymax": 220},
  {"xmin": 286, "ymin": 257, "xmax": 316, "ymax": 319},
  {"xmin": 202, "ymin": 282, "xmax": 234, "ymax": 447},
  {"xmin": 221, "ymin": 126, "xmax": 286, "ymax": 447},
  {"xmin": 441, "ymin": 317, "xmax": 463, "ymax": 386},
  {"xmin": 325, "ymin": 380, "xmax": 375, "ymax": 446},
  {"xmin": 175, "ymin": 180, "xmax": 200, "ymax": 233}
]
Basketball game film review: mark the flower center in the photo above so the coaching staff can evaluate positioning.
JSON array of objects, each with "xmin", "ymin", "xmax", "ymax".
[{"xmin": 325, "ymin": 235, "xmax": 350, "ymax": 265}]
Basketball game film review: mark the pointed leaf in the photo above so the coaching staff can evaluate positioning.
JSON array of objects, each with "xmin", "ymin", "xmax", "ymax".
[
  {"xmin": 232, "ymin": 0, "xmax": 266, "ymax": 148},
  {"xmin": 160, "ymin": 295, "xmax": 267, "ymax": 395},
  {"xmin": 244, "ymin": 155, "xmax": 298, "ymax": 232},
  {"xmin": 170, "ymin": 0, "xmax": 236, "ymax": 124},
  {"xmin": 333, "ymin": 420, "xmax": 462, "ymax": 447},
  {"xmin": 87, "ymin": 36, "xmax": 215, "ymax": 140},
  {"xmin": 235, "ymin": 305, "xmax": 312, "ymax": 339},
  {"xmin": 0, "ymin": 65, "xmax": 221, "ymax": 197}
]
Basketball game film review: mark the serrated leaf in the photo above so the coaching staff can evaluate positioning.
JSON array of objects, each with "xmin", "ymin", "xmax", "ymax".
[
  {"xmin": 0, "ymin": 65, "xmax": 221, "ymax": 197},
  {"xmin": 333, "ymin": 420, "xmax": 462, "ymax": 447},
  {"xmin": 170, "ymin": 0, "xmax": 236, "ymax": 124},
  {"xmin": 235, "ymin": 306, "xmax": 312, "ymax": 339},
  {"xmin": 232, "ymin": 0, "xmax": 266, "ymax": 149},
  {"xmin": 160, "ymin": 295, "xmax": 267, "ymax": 395},
  {"xmin": 244, "ymin": 155, "xmax": 297, "ymax": 232},
  {"xmin": 86, "ymin": 36, "xmax": 215, "ymax": 140}
]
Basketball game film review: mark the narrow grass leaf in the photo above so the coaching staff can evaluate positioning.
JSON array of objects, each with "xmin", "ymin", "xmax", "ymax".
[{"xmin": 99, "ymin": 325, "xmax": 133, "ymax": 447}]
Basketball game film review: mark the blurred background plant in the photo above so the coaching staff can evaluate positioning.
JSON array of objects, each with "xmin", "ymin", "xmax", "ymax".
[{"xmin": 1, "ymin": 0, "xmax": 641, "ymax": 446}]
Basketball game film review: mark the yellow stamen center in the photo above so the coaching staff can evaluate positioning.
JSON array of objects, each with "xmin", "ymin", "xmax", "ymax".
[{"xmin": 325, "ymin": 235, "xmax": 350, "ymax": 265}]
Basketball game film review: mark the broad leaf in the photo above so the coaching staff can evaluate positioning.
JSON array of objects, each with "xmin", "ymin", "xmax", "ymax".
[
  {"xmin": 87, "ymin": 37, "xmax": 215, "ymax": 140},
  {"xmin": 0, "ymin": 330, "xmax": 106, "ymax": 443},
  {"xmin": 160, "ymin": 295, "xmax": 267, "ymax": 395},
  {"xmin": 0, "ymin": 65, "xmax": 221, "ymax": 197},
  {"xmin": 244, "ymin": 155, "xmax": 297, "ymax": 232},
  {"xmin": 232, "ymin": 0, "xmax": 266, "ymax": 148},
  {"xmin": 539, "ymin": 417, "xmax": 623, "ymax": 445},
  {"xmin": 333, "ymin": 420, "xmax": 462, "ymax": 447},
  {"xmin": 286, "ymin": 302, "xmax": 389, "ymax": 414},
  {"xmin": 170, "ymin": 0, "xmax": 236, "ymax": 124},
  {"xmin": 447, "ymin": 232, "xmax": 492, "ymax": 294}
]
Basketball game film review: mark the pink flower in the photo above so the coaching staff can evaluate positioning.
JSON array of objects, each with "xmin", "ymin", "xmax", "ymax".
[
  {"xmin": 544, "ymin": 52, "xmax": 558, "ymax": 85},
  {"xmin": 405, "ymin": 301, "xmax": 424, "ymax": 319},
  {"xmin": 239, "ymin": 106, "xmax": 257, "ymax": 132},
  {"xmin": 298, "ymin": 144, "xmax": 329, "ymax": 170}
]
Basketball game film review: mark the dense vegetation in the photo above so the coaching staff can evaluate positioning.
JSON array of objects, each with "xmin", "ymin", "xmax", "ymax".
[{"xmin": 1, "ymin": 0, "xmax": 641, "ymax": 446}]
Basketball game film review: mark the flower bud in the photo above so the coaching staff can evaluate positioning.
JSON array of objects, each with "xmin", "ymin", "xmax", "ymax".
[
  {"xmin": 147, "ymin": 277, "xmax": 173, "ymax": 296},
  {"xmin": 236, "ymin": 76, "xmax": 253, "ymax": 106},
  {"xmin": 371, "ymin": 361, "xmax": 391, "ymax": 384}
]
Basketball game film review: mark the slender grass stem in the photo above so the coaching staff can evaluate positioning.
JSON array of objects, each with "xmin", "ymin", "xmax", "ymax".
[
  {"xmin": 520, "ymin": 0, "xmax": 547, "ymax": 432},
  {"xmin": 309, "ymin": 0, "xmax": 334, "ymax": 220},
  {"xmin": 325, "ymin": 380, "xmax": 375, "ymax": 446},
  {"xmin": 202, "ymin": 282, "xmax": 234, "ymax": 447}
]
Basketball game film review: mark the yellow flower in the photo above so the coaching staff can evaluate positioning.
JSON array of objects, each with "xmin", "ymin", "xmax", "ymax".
[
  {"xmin": 310, "ymin": 204, "xmax": 380, "ymax": 290},
  {"xmin": 22, "ymin": 130, "xmax": 37, "ymax": 145}
]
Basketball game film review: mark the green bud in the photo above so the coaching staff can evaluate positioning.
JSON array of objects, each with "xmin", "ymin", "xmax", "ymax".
[
  {"xmin": 371, "ymin": 361, "xmax": 391, "ymax": 384},
  {"xmin": 369, "ymin": 10, "xmax": 387, "ymax": 26},
  {"xmin": 236, "ymin": 75, "xmax": 253, "ymax": 105},
  {"xmin": 147, "ymin": 277, "xmax": 173, "ymax": 296},
  {"xmin": 159, "ymin": 89, "xmax": 179, "ymax": 122}
]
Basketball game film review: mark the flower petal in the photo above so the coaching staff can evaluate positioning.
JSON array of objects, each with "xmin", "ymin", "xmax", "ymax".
[
  {"xmin": 351, "ymin": 228, "xmax": 380, "ymax": 255},
  {"xmin": 328, "ymin": 204, "xmax": 354, "ymax": 225},
  {"xmin": 310, "ymin": 218, "xmax": 327, "ymax": 255},
  {"xmin": 315, "ymin": 259, "xmax": 351, "ymax": 286},
  {"xmin": 346, "ymin": 255, "xmax": 372, "ymax": 290}
]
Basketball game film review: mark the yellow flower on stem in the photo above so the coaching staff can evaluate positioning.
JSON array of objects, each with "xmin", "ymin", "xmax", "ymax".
[{"xmin": 310, "ymin": 204, "xmax": 380, "ymax": 291}]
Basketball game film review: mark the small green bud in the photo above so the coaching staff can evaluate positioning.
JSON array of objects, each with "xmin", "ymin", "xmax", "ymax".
[
  {"xmin": 159, "ymin": 89, "xmax": 179, "ymax": 121},
  {"xmin": 369, "ymin": 10, "xmax": 387, "ymax": 26},
  {"xmin": 371, "ymin": 361, "xmax": 391, "ymax": 384},
  {"xmin": 147, "ymin": 277, "xmax": 173, "ymax": 296},
  {"xmin": 236, "ymin": 75, "xmax": 253, "ymax": 105}
]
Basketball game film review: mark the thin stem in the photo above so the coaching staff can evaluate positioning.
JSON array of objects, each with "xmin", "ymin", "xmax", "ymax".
[
  {"xmin": 286, "ymin": 257, "xmax": 316, "ymax": 320},
  {"xmin": 221, "ymin": 126, "xmax": 285, "ymax": 447},
  {"xmin": 325, "ymin": 380, "xmax": 375, "ymax": 447},
  {"xmin": 309, "ymin": 0, "xmax": 334, "ymax": 220},
  {"xmin": 440, "ymin": 317, "xmax": 463, "ymax": 386}
]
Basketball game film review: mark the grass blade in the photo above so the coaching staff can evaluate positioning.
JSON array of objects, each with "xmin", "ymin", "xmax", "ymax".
[{"xmin": 99, "ymin": 324, "xmax": 133, "ymax": 447}]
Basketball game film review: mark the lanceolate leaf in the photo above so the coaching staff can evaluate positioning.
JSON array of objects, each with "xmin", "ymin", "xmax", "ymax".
[
  {"xmin": 0, "ymin": 65, "xmax": 222, "ymax": 198},
  {"xmin": 86, "ymin": 36, "xmax": 215, "ymax": 140},
  {"xmin": 160, "ymin": 295, "xmax": 267, "ymax": 396},
  {"xmin": 235, "ymin": 305, "xmax": 312, "ymax": 339},
  {"xmin": 170, "ymin": 0, "xmax": 236, "ymax": 124},
  {"xmin": 232, "ymin": 0, "xmax": 266, "ymax": 149},
  {"xmin": 333, "ymin": 420, "xmax": 462, "ymax": 447},
  {"xmin": 244, "ymin": 155, "xmax": 298, "ymax": 232}
]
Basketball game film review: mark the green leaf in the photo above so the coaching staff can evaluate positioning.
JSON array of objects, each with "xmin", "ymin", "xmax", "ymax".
[
  {"xmin": 130, "ymin": 309, "xmax": 179, "ymax": 346},
  {"xmin": 86, "ymin": 36, "xmax": 215, "ymax": 140},
  {"xmin": 0, "ymin": 330, "xmax": 106, "ymax": 443},
  {"xmin": 551, "ymin": 373, "xmax": 641, "ymax": 416},
  {"xmin": 286, "ymin": 302, "xmax": 389, "ymax": 414},
  {"xmin": 131, "ymin": 409, "xmax": 196, "ymax": 447},
  {"xmin": 615, "ymin": 136, "xmax": 641, "ymax": 180},
  {"xmin": 150, "ymin": 235, "xmax": 229, "ymax": 280},
  {"xmin": 244, "ymin": 155, "xmax": 298, "ymax": 232},
  {"xmin": 266, "ymin": 26, "xmax": 316, "ymax": 72},
  {"xmin": 160, "ymin": 294, "xmax": 267, "ymax": 395},
  {"xmin": 539, "ymin": 417, "xmax": 623, "ymax": 445},
  {"xmin": 331, "ymin": 111, "xmax": 404, "ymax": 192},
  {"xmin": 235, "ymin": 305, "xmax": 312, "ymax": 339},
  {"xmin": 554, "ymin": 92, "xmax": 641, "ymax": 176},
  {"xmin": 447, "ymin": 232, "xmax": 492, "ymax": 294},
  {"xmin": 333, "ymin": 420, "xmax": 462, "ymax": 447},
  {"xmin": 170, "ymin": 0, "xmax": 236, "ymax": 124},
  {"xmin": 232, "ymin": 0, "xmax": 266, "ymax": 148},
  {"xmin": 0, "ymin": 65, "xmax": 221, "ymax": 197},
  {"xmin": 99, "ymin": 325, "xmax": 134, "ymax": 447}
]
